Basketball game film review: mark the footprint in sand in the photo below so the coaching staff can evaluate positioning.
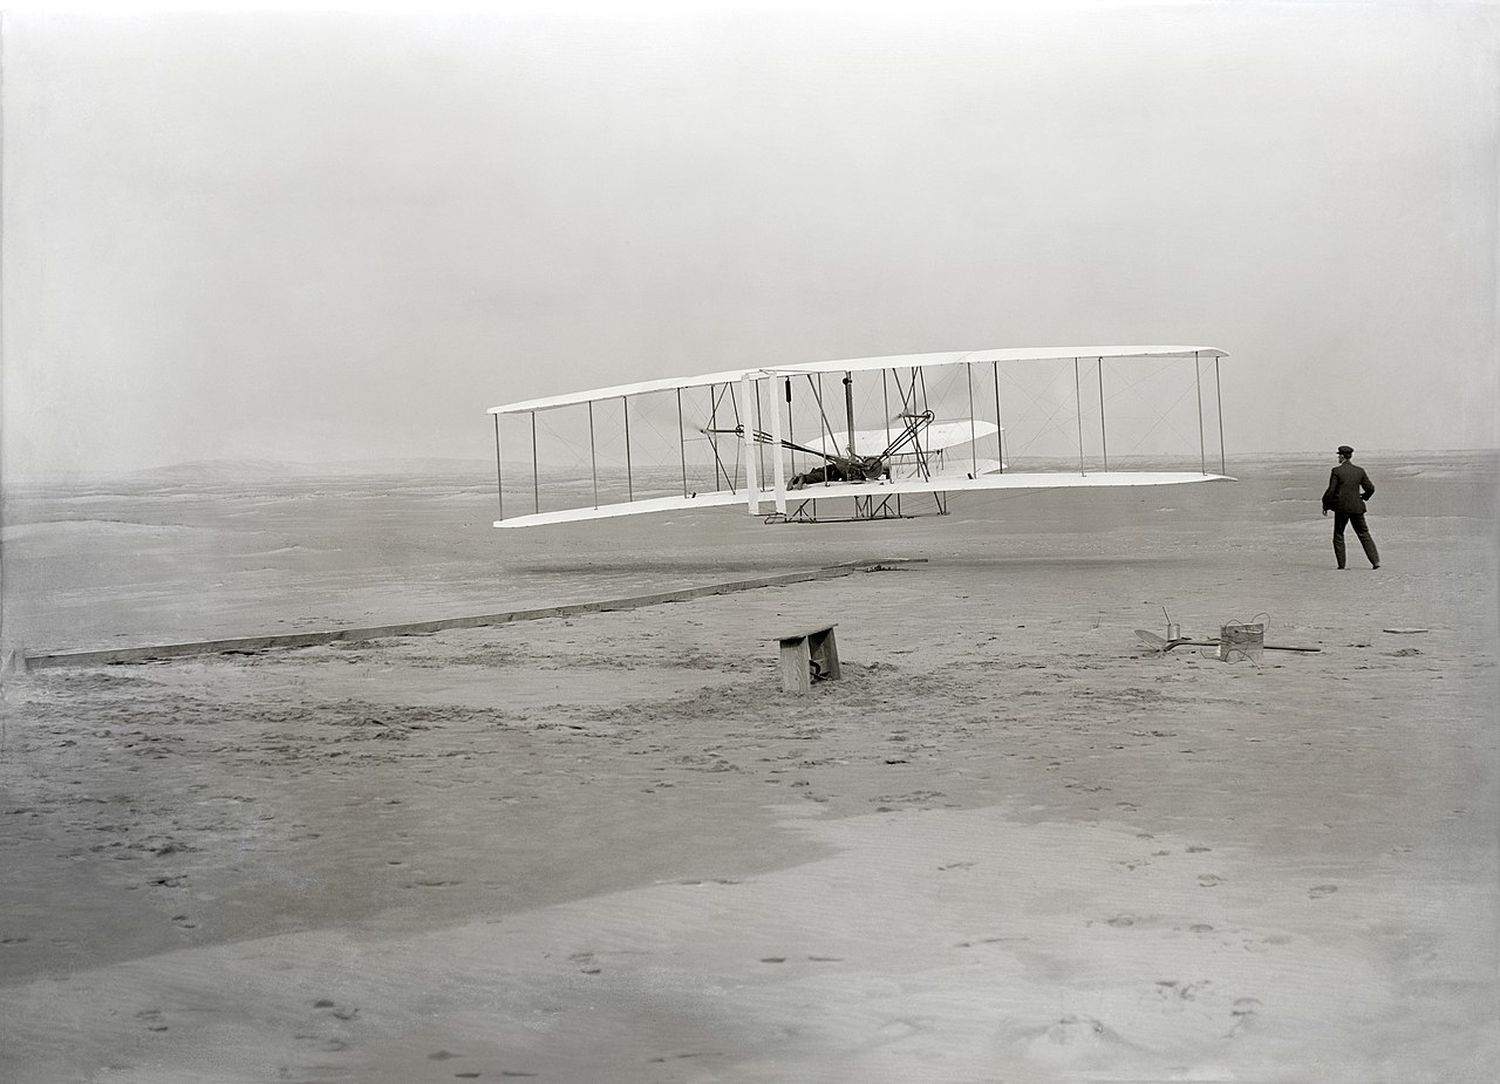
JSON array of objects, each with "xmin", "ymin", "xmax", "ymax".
[
  {"xmin": 136, "ymin": 1009, "xmax": 168, "ymax": 1033},
  {"xmin": 1197, "ymin": 874, "xmax": 1225, "ymax": 888},
  {"xmin": 311, "ymin": 998, "xmax": 359, "ymax": 1020},
  {"xmin": 1155, "ymin": 979, "xmax": 1209, "ymax": 1002},
  {"xmin": 1228, "ymin": 996, "xmax": 1262, "ymax": 1035},
  {"xmin": 675, "ymin": 878, "xmax": 744, "ymax": 886},
  {"xmin": 1308, "ymin": 884, "xmax": 1339, "ymax": 898},
  {"xmin": 569, "ymin": 951, "xmax": 602, "ymax": 975},
  {"xmin": 1021, "ymin": 1014, "xmax": 1129, "ymax": 1062},
  {"xmin": 955, "ymin": 936, "xmax": 1029, "ymax": 947}
]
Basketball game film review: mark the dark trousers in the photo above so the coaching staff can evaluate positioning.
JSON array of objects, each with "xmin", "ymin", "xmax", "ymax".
[{"xmin": 1333, "ymin": 512, "xmax": 1379, "ymax": 568}]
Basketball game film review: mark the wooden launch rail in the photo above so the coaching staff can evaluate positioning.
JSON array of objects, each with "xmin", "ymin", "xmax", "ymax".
[{"xmin": 19, "ymin": 559, "xmax": 923, "ymax": 670}]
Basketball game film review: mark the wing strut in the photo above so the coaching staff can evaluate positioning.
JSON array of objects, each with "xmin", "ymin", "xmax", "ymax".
[
  {"xmin": 493, "ymin": 413, "xmax": 504, "ymax": 521},
  {"xmin": 1195, "ymin": 350, "xmax": 1206, "ymax": 475},
  {"xmin": 706, "ymin": 383, "xmax": 737, "ymax": 492},
  {"xmin": 741, "ymin": 375, "xmax": 759, "ymax": 514},
  {"xmin": 588, "ymin": 400, "xmax": 599, "ymax": 507},
  {"xmin": 676, "ymin": 389, "xmax": 687, "ymax": 498},
  {"xmin": 991, "ymin": 360, "xmax": 1004, "ymax": 474},
  {"xmin": 843, "ymin": 371, "xmax": 856, "ymax": 457},
  {"xmin": 753, "ymin": 381, "xmax": 767, "ymax": 488},
  {"xmin": 1215, "ymin": 355, "xmax": 1226, "ymax": 476},
  {"xmin": 769, "ymin": 376, "xmax": 788, "ymax": 514},
  {"xmin": 1098, "ymin": 357, "xmax": 1108, "ymax": 472},
  {"xmin": 530, "ymin": 411, "xmax": 540, "ymax": 514},
  {"xmin": 808, "ymin": 373, "xmax": 841, "ymax": 466},
  {"xmin": 1073, "ymin": 358, "xmax": 1085, "ymax": 474},
  {"xmin": 966, "ymin": 364, "xmax": 978, "ymax": 477},
  {"xmin": 622, "ymin": 396, "xmax": 633, "ymax": 502}
]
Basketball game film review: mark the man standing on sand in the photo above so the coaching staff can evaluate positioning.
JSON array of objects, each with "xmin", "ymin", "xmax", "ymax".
[{"xmin": 1321, "ymin": 445, "xmax": 1380, "ymax": 570}]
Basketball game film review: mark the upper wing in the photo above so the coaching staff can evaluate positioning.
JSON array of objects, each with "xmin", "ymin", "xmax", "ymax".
[{"xmin": 487, "ymin": 346, "xmax": 1228, "ymax": 415}]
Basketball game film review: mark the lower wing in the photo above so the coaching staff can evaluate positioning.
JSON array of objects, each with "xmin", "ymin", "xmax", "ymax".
[{"xmin": 494, "ymin": 471, "xmax": 1233, "ymax": 528}]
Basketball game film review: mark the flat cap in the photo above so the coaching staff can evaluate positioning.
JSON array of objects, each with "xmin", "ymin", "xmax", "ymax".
[{"xmin": 1337, "ymin": 445, "xmax": 1354, "ymax": 456}]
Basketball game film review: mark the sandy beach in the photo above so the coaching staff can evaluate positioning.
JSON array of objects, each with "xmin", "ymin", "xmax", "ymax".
[{"xmin": 1, "ymin": 452, "xmax": 1496, "ymax": 1082}]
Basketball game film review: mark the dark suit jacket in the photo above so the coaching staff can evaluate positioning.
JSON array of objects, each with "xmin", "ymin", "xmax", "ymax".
[{"xmin": 1321, "ymin": 461, "xmax": 1375, "ymax": 514}]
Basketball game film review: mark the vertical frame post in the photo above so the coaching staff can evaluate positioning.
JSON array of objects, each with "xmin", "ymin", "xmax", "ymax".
[
  {"xmin": 676, "ymin": 389, "xmax": 687, "ymax": 497},
  {"xmin": 530, "ymin": 411, "xmax": 540, "ymax": 515},
  {"xmin": 1073, "ymin": 357, "xmax": 1085, "ymax": 474},
  {"xmin": 881, "ymin": 369, "xmax": 892, "ymax": 451},
  {"xmin": 1194, "ymin": 351, "xmax": 1206, "ymax": 475},
  {"xmin": 622, "ymin": 396, "xmax": 634, "ymax": 501},
  {"xmin": 493, "ymin": 413, "xmax": 504, "ymax": 522},
  {"xmin": 708, "ymin": 383, "xmax": 725, "ymax": 492},
  {"xmin": 754, "ymin": 380, "xmax": 767, "ymax": 483},
  {"xmin": 815, "ymin": 372, "xmax": 834, "ymax": 478},
  {"xmin": 909, "ymin": 367, "xmax": 928, "ymax": 479},
  {"xmin": 992, "ymin": 360, "xmax": 1004, "ymax": 473},
  {"xmin": 1215, "ymin": 356, "xmax": 1226, "ymax": 476},
  {"xmin": 966, "ymin": 363, "xmax": 978, "ymax": 476},
  {"xmin": 842, "ymin": 371, "xmax": 856, "ymax": 458},
  {"xmin": 728, "ymin": 382, "xmax": 743, "ymax": 491},
  {"xmin": 588, "ymin": 400, "xmax": 598, "ymax": 508},
  {"xmin": 741, "ymin": 375, "xmax": 760, "ymax": 514},
  {"xmin": 1097, "ymin": 356, "xmax": 1108, "ymax": 471},
  {"xmin": 785, "ymin": 377, "xmax": 796, "ymax": 478},
  {"xmin": 769, "ymin": 374, "xmax": 787, "ymax": 514}
]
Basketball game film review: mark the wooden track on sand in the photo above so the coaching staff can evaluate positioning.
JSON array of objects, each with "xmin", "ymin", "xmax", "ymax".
[{"xmin": 19, "ymin": 559, "xmax": 922, "ymax": 670}]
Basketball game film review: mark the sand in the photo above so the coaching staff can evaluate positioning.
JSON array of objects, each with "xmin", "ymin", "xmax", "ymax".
[{"xmin": 1, "ymin": 453, "xmax": 1497, "ymax": 1082}]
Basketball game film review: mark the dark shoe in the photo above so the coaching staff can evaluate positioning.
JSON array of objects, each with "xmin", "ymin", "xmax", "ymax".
[{"xmin": 1372, "ymin": 564, "xmax": 1380, "ymax": 570}]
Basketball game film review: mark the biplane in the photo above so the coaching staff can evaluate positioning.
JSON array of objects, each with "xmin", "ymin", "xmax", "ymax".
[{"xmin": 486, "ymin": 346, "xmax": 1231, "ymax": 528}]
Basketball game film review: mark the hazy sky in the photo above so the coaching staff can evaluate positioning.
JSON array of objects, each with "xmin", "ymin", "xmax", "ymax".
[{"xmin": 3, "ymin": 2, "xmax": 1496, "ymax": 475}]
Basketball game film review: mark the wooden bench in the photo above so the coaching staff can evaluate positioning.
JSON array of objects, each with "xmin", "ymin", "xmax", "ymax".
[{"xmin": 775, "ymin": 623, "xmax": 841, "ymax": 694}]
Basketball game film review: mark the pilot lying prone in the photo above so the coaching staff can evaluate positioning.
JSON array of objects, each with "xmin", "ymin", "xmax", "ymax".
[{"xmin": 789, "ymin": 456, "xmax": 890, "ymax": 489}]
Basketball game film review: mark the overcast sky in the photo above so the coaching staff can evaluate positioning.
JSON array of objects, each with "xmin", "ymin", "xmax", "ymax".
[{"xmin": 3, "ymin": 2, "xmax": 1496, "ymax": 475}]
